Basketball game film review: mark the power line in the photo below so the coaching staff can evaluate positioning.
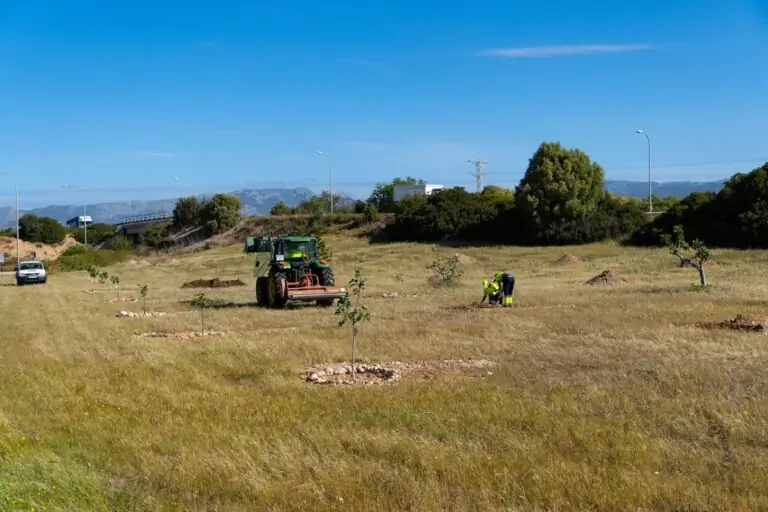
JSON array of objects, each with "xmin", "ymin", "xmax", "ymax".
[
  {"xmin": 466, "ymin": 159, "xmax": 487, "ymax": 192},
  {"xmin": 485, "ymin": 156, "xmax": 768, "ymax": 176}
]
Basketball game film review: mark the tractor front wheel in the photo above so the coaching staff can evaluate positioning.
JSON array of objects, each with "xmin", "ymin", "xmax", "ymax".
[
  {"xmin": 319, "ymin": 267, "xmax": 335, "ymax": 286},
  {"xmin": 316, "ymin": 267, "xmax": 336, "ymax": 307},
  {"xmin": 268, "ymin": 273, "xmax": 288, "ymax": 308}
]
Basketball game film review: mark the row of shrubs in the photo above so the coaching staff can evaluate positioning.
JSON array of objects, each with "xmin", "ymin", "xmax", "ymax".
[
  {"xmin": 368, "ymin": 144, "xmax": 768, "ymax": 249},
  {"xmin": 46, "ymin": 246, "xmax": 135, "ymax": 273}
]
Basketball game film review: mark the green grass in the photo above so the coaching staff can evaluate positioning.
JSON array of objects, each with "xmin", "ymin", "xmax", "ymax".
[{"xmin": 0, "ymin": 236, "xmax": 767, "ymax": 510}]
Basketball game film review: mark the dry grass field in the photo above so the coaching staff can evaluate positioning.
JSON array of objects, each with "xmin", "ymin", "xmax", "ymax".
[{"xmin": 2, "ymin": 234, "xmax": 768, "ymax": 511}]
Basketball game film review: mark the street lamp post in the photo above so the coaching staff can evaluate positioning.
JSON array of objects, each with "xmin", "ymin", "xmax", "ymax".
[
  {"xmin": 62, "ymin": 185, "xmax": 88, "ymax": 244},
  {"xmin": 316, "ymin": 150, "xmax": 334, "ymax": 215},
  {"xmin": 0, "ymin": 173, "xmax": 20, "ymax": 264},
  {"xmin": 636, "ymin": 129, "xmax": 652, "ymax": 213}
]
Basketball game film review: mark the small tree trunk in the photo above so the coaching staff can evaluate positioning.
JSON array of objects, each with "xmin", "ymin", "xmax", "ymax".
[
  {"xmin": 143, "ymin": 298, "xmax": 146, "ymax": 314},
  {"xmin": 351, "ymin": 325, "xmax": 357, "ymax": 382},
  {"xmin": 201, "ymin": 307, "xmax": 205, "ymax": 334},
  {"xmin": 116, "ymin": 286, "xmax": 120, "ymax": 300},
  {"xmin": 698, "ymin": 264, "xmax": 707, "ymax": 287}
]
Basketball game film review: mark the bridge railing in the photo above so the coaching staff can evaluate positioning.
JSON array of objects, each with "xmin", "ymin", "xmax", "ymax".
[{"xmin": 118, "ymin": 211, "xmax": 173, "ymax": 226}]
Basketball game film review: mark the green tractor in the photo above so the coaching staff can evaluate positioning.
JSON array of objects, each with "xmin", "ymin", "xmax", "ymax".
[{"xmin": 245, "ymin": 235, "xmax": 348, "ymax": 308}]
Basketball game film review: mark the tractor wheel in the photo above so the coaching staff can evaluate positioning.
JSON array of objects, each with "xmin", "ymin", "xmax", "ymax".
[
  {"xmin": 268, "ymin": 273, "xmax": 288, "ymax": 308},
  {"xmin": 316, "ymin": 267, "xmax": 336, "ymax": 307},
  {"xmin": 319, "ymin": 267, "xmax": 335, "ymax": 286},
  {"xmin": 255, "ymin": 277, "xmax": 268, "ymax": 306}
]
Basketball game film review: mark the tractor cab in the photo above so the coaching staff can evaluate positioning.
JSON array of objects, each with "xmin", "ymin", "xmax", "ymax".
[{"xmin": 274, "ymin": 238, "xmax": 317, "ymax": 263}]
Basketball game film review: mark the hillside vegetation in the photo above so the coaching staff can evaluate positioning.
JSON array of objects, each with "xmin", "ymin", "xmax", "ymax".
[{"xmin": 1, "ymin": 232, "xmax": 767, "ymax": 510}]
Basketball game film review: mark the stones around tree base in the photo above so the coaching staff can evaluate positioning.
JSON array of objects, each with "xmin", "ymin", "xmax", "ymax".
[
  {"xmin": 305, "ymin": 364, "xmax": 401, "ymax": 385},
  {"xmin": 116, "ymin": 310, "xmax": 167, "ymax": 318},
  {"xmin": 303, "ymin": 358, "xmax": 496, "ymax": 386}
]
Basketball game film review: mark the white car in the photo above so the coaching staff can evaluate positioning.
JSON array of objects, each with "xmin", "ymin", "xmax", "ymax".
[{"xmin": 16, "ymin": 260, "xmax": 48, "ymax": 286}]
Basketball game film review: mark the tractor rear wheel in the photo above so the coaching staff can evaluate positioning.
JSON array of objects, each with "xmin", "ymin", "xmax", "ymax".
[
  {"xmin": 268, "ymin": 273, "xmax": 288, "ymax": 308},
  {"xmin": 255, "ymin": 276, "xmax": 268, "ymax": 306}
]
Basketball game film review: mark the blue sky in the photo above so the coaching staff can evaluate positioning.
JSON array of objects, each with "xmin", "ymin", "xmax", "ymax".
[{"xmin": 1, "ymin": 0, "xmax": 767, "ymax": 207}]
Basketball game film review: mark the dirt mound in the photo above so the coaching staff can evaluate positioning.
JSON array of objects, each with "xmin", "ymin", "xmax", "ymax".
[
  {"xmin": 701, "ymin": 314, "xmax": 767, "ymax": 333},
  {"xmin": 455, "ymin": 253, "xmax": 475, "ymax": 265},
  {"xmin": 586, "ymin": 269, "xmax": 631, "ymax": 285},
  {"xmin": 0, "ymin": 234, "xmax": 78, "ymax": 261},
  {"xmin": 554, "ymin": 253, "xmax": 583, "ymax": 266},
  {"xmin": 181, "ymin": 278, "xmax": 246, "ymax": 289},
  {"xmin": 303, "ymin": 359, "xmax": 496, "ymax": 386}
]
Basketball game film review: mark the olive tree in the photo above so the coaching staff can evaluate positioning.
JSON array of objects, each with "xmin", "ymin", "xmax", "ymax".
[{"xmin": 661, "ymin": 224, "xmax": 712, "ymax": 287}]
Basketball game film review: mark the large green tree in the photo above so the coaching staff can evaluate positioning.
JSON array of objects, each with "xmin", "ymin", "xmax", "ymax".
[
  {"xmin": 515, "ymin": 142, "xmax": 606, "ymax": 239},
  {"xmin": 367, "ymin": 177, "xmax": 426, "ymax": 213},
  {"xmin": 173, "ymin": 196, "xmax": 203, "ymax": 229},
  {"xmin": 199, "ymin": 193, "xmax": 242, "ymax": 235},
  {"xmin": 18, "ymin": 214, "xmax": 67, "ymax": 244}
]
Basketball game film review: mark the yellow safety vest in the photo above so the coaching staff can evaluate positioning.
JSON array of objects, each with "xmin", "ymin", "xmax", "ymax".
[{"xmin": 483, "ymin": 281, "xmax": 500, "ymax": 295}]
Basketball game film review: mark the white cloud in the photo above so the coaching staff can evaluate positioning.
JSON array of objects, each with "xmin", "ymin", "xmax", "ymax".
[{"xmin": 477, "ymin": 44, "xmax": 653, "ymax": 58}]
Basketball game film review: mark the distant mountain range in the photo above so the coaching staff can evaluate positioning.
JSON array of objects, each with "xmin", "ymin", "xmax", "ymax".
[
  {"xmin": 0, "ymin": 188, "xmax": 327, "ymax": 227},
  {"xmin": 604, "ymin": 179, "xmax": 726, "ymax": 199},
  {"xmin": 0, "ymin": 180, "xmax": 728, "ymax": 226}
]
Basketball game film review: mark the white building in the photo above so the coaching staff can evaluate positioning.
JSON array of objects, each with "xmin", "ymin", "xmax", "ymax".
[
  {"xmin": 66, "ymin": 215, "xmax": 93, "ymax": 229},
  {"xmin": 393, "ymin": 183, "xmax": 444, "ymax": 202}
]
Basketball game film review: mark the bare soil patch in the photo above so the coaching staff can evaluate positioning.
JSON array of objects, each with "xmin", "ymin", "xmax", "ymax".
[
  {"xmin": 700, "ymin": 314, "xmax": 768, "ymax": 333},
  {"xmin": 181, "ymin": 278, "xmax": 246, "ymax": 289},
  {"xmin": 0, "ymin": 234, "xmax": 78, "ymax": 260},
  {"xmin": 134, "ymin": 331, "xmax": 224, "ymax": 339},
  {"xmin": 554, "ymin": 253, "xmax": 583, "ymax": 266},
  {"xmin": 586, "ymin": 269, "xmax": 631, "ymax": 285},
  {"xmin": 304, "ymin": 358, "xmax": 496, "ymax": 386}
]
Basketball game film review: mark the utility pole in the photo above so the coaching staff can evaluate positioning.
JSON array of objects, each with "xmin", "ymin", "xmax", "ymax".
[
  {"xmin": 466, "ymin": 159, "xmax": 487, "ymax": 193},
  {"xmin": 636, "ymin": 130, "xmax": 652, "ymax": 214},
  {"xmin": 1, "ymin": 173, "xmax": 20, "ymax": 264}
]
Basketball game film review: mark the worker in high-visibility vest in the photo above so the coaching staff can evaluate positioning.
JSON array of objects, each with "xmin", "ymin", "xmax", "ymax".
[
  {"xmin": 480, "ymin": 279, "xmax": 502, "ymax": 305},
  {"xmin": 493, "ymin": 271, "xmax": 516, "ymax": 307}
]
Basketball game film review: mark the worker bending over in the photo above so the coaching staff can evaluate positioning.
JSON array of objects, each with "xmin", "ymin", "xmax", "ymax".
[
  {"xmin": 480, "ymin": 271, "xmax": 515, "ymax": 307},
  {"xmin": 481, "ymin": 279, "xmax": 502, "ymax": 305},
  {"xmin": 496, "ymin": 271, "xmax": 515, "ymax": 306},
  {"xmin": 494, "ymin": 271, "xmax": 515, "ymax": 306}
]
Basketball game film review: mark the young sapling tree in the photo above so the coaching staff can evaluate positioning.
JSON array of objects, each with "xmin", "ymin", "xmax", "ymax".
[
  {"xmin": 334, "ymin": 268, "xmax": 371, "ymax": 381},
  {"xmin": 86, "ymin": 265, "xmax": 99, "ymax": 292},
  {"xmin": 111, "ymin": 275, "xmax": 121, "ymax": 300},
  {"xmin": 426, "ymin": 247, "xmax": 464, "ymax": 286},
  {"xmin": 661, "ymin": 224, "xmax": 712, "ymax": 287},
  {"xmin": 191, "ymin": 293, "xmax": 213, "ymax": 334},
  {"xmin": 139, "ymin": 284, "xmax": 149, "ymax": 314}
]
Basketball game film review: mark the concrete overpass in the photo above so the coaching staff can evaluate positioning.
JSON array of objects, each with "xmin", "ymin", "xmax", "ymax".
[{"xmin": 114, "ymin": 212, "xmax": 173, "ymax": 244}]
